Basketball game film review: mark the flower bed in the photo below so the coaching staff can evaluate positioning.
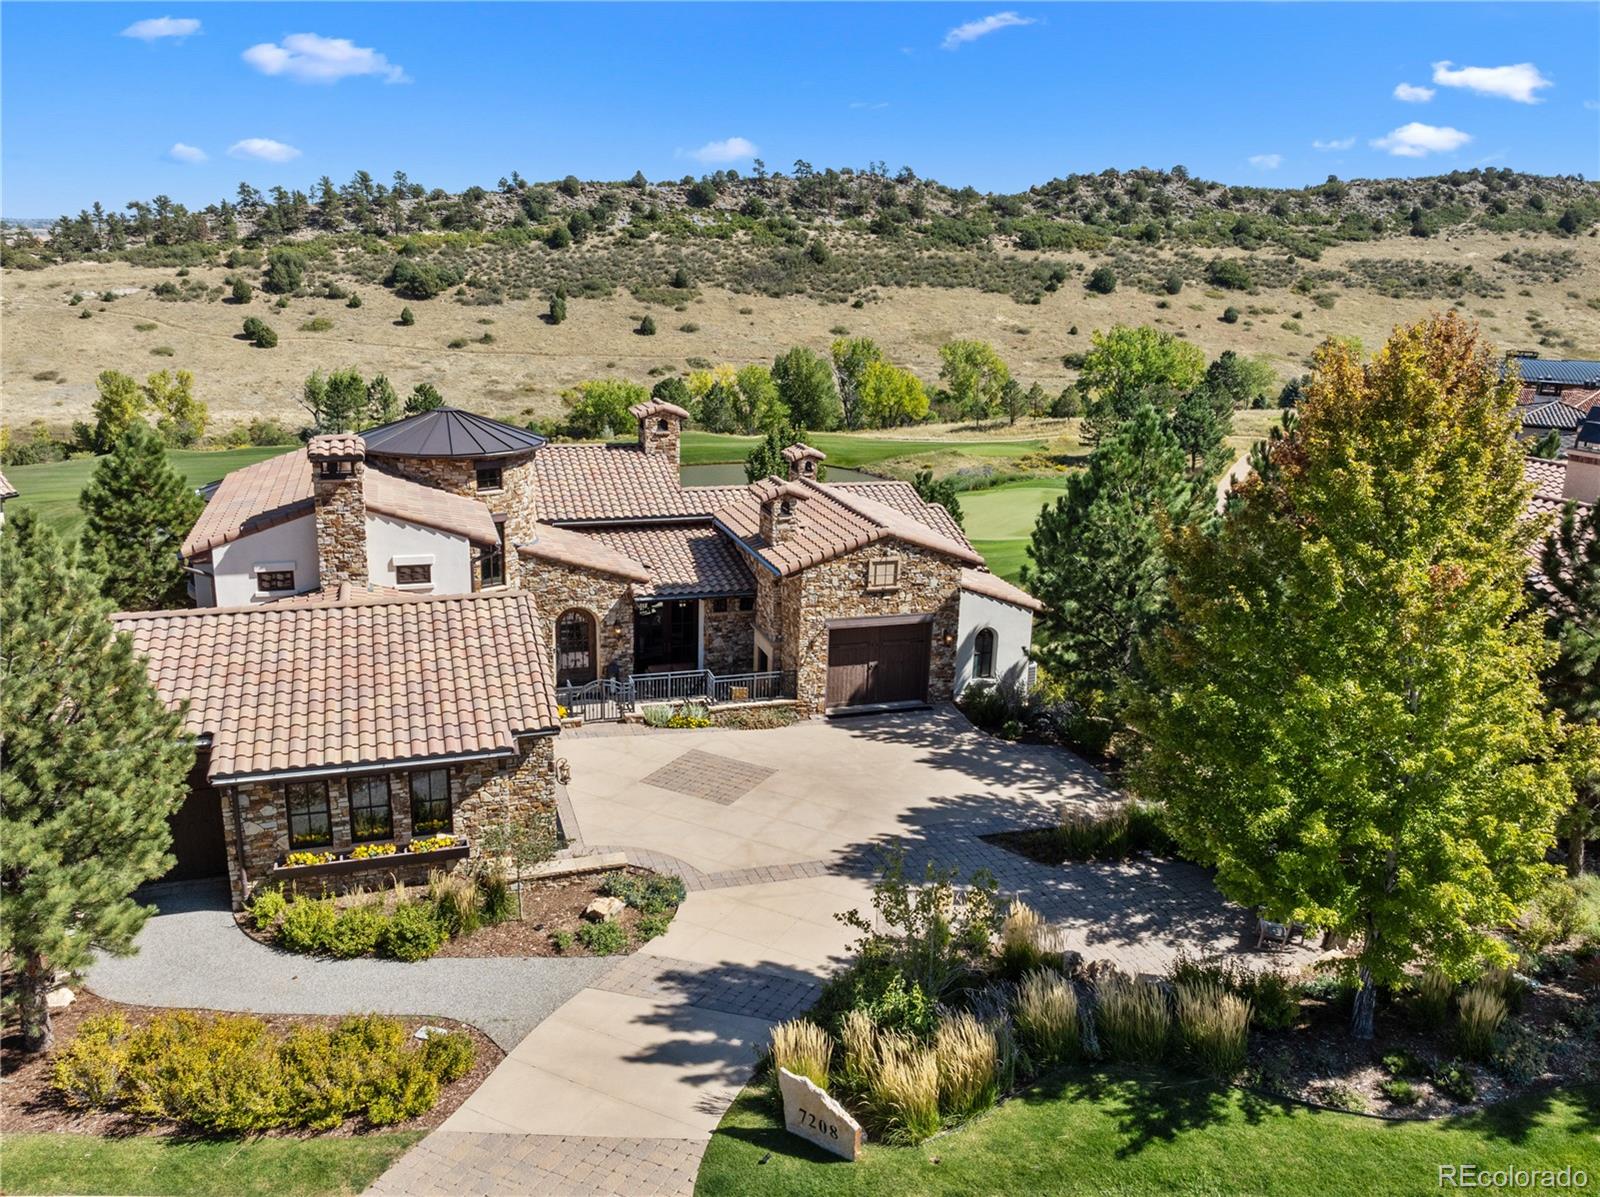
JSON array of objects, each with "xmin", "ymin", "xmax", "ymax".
[{"xmin": 270, "ymin": 836, "xmax": 468, "ymax": 881}]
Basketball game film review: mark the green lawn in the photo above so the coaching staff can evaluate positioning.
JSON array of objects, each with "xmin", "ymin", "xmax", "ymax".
[
  {"xmin": 970, "ymin": 538, "xmax": 1031, "ymax": 585},
  {"xmin": 958, "ymin": 480, "xmax": 1069, "ymax": 542},
  {"xmin": 5, "ymin": 446, "xmax": 287, "ymax": 539},
  {"xmin": 678, "ymin": 430, "xmax": 1050, "ymax": 469},
  {"xmin": 696, "ymin": 1075, "xmax": 1600, "ymax": 1197},
  {"xmin": 1, "ymin": 1132, "xmax": 421, "ymax": 1197}
]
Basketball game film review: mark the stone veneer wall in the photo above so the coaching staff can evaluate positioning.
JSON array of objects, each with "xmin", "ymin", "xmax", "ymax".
[
  {"xmin": 638, "ymin": 415, "xmax": 681, "ymax": 461},
  {"xmin": 313, "ymin": 465, "xmax": 369, "ymax": 586},
  {"xmin": 520, "ymin": 556, "xmax": 636, "ymax": 682},
  {"xmin": 220, "ymin": 735, "xmax": 557, "ymax": 908},
  {"xmin": 757, "ymin": 540, "xmax": 961, "ymax": 713},
  {"xmin": 367, "ymin": 451, "xmax": 540, "ymax": 542},
  {"xmin": 701, "ymin": 601, "xmax": 756, "ymax": 674}
]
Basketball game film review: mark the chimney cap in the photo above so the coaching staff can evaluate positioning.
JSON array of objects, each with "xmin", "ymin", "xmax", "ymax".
[
  {"xmin": 628, "ymin": 400, "xmax": 691, "ymax": 422},
  {"xmin": 307, "ymin": 433, "xmax": 366, "ymax": 462},
  {"xmin": 781, "ymin": 442, "xmax": 827, "ymax": 464},
  {"xmin": 749, "ymin": 475, "xmax": 812, "ymax": 505}
]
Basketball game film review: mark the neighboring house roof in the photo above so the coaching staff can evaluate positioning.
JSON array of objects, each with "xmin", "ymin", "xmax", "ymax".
[
  {"xmin": 1559, "ymin": 388, "xmax": 1600, "ymax": 412},
  {"xmin": 583, "ymin": 523, "xmax": 757, "ymax": 598},
  {"xmin": 261, "ymin": 581, "xmax": 418, "ymax": 606},
  {"xmin": 829, "ymin": 481, "xmax": 978, "ymax": 553},
  {"xmin": 1524, "ymin": 457, "xmax": 1594, "ymax": 598},
  {"xmin": 183, "ymin": 450, "xmax": 499, "ymax": 556},
  {"xmin": 959, "ymin": 567, "xmax": 1043, "ymax": 613},
  {"xmin": 1522, "ymin": 401, "xmax": 1584, "ymax": 430},
  {"xmin": 516, "ymin": 521, "xmax": 652, "ymax": 582},
  {"xmin": 1507, "ymin": 359, "xmax": 1600, "ymax": 388},
  {"xmin": 113, "ymin": 591, "xmax": 561, "ymax": 782},
  {"xmin": 363, "ymin": 468, "xmax": 499, "ymax": 546},
  {"xmin": 0, "ymin": 469, "xmax": 16, "ymax": 501},
  {"xmin": 715, "ymin": 477, "xmax": 984, "ymax": 577},
  {"xmin": 360, "ymin": 407, "xmax": 548, "ymax": 460},
  {"xmin": 532, "ymin": 444, "xmax": 733, "ymax": 523},
  {"xmin": 182, "ymin": 449, "xmax": 312, "ymax": 557}
]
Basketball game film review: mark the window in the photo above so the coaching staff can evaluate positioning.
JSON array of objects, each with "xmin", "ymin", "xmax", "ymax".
[
  {"xmin": 257, "ymin": 569, "xmax": 295, "ymax": 593},
  {"xmin": 349, "ymin": 775, "xmax": 393, "ymax": 842},
  {"xmin": 395, "ymin": 563, "xmax": 433, "ymax": 586},
  {"xmin": 866, "ymin": 558, "xmax": 900, "ymax": 591},
  {"xmin": 974, "ymin": 628, "xmax": 998, "ymax": 679},
  {"xmin": 475, "ymin": 464, "xmax": 503, "ymax": 491},
  {"xmin": 409, "ymin": 768, "xmax": 452, "ymax": 835},
  {"xmin": 481, "ymin": 523, "xmax": 506, "ymax": 588},
  {"xmin": 711, "ymin": 597, "xmax": 730, "ymax": 613},
  {"xmin": 738, "ymin": 596, "xmax": 755, "ymax": 612},
  {"xmin": 285, "ymin": 780, "xmax": 332, "ymax": 848},
  {"xmin": 756, "ymin": 646, "xmax": 770, "ymax": 673},
  {"xmin": 1537, "ymin": 383, "xmax": 1560, "ymax": 396}
]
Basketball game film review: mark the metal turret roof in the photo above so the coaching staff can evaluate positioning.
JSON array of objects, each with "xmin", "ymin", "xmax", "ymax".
[{"xmin": 359, "ymin": 407, "xmax": 547, "ymax": 460}]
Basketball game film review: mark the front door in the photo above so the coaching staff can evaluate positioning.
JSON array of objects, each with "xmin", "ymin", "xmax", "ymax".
[
  {"xmin": 634, "ymin": 600, "xmax": 699, "ymax": 673},
  {"xmin": 556, "ymin": 609, "xmax": 597, "ymax": 686}
]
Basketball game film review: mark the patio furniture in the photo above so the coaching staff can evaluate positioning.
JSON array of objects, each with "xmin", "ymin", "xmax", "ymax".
[{"xmin": 1255, "ymin": 915, "xmax": 1307, "ymax": 950}]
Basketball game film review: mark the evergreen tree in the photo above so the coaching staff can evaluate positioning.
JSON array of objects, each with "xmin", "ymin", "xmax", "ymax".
[
  {"xmin": 80, "ymin": 422, "xmax": 202, "ymax": 611},
  {"xmin": 1537, "ymin": 500, "xmax": 1600, "ymax": 874},
  {"xmin": 548, "ymin": 291, "xmax": 566, "ymax": 325},
  {"xmin": 405, "ymin": 382, "xmax": 444, "ymax": 415},
  {"xmin": 1024, "ymin": 405, "xmax": 1203, "ymax": 715},
  {"xmin": 230, "ymin": 277, "xmax": 252, "ymax": 304},
  {"xmin": 398, "ymin": 306, "xmax": 416, "ymax": 327},
  {"xmin": 1126, "ymin": 316, "xmax": 1566, "ymax": 1038},
  {"xmin": 0, "ymin": 513, "xmax": 193, "ymax": 1051},
  {"xmin": 366, "ymin": 374, "xmax": 400, "ymax": 425},
  {"xmin": 912, "ymin": 468, "xmax": 964, "ymax": 530},
  {"xmin": 1528, "ymin": 428, "xmax": 1563, "ymax": 460},
  {"xmin": 1168, "ymin": 384, "xmax": 1231, "ymax": 477}
]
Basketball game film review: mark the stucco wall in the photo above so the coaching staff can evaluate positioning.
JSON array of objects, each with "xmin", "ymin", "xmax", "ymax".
[
  {"xmin": 209, "ymin": 514, "xmax": 319, "ymax": 607},
  {"xmin": 956, "ymin": 589, "xmax": 1034, "ymax": 695},
  {"xmin": 366, "ymin": 514, "xmax": 473, "ymax": 595}
]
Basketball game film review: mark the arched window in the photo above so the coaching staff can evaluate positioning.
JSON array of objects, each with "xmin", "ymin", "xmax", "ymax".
[
  {"xmin": 974, "ymin": 627, "xmax": 998, "ymax": 679},
  {"xmin": 555, "ymin": 609, "xmax": 597, "ymax": 687}
]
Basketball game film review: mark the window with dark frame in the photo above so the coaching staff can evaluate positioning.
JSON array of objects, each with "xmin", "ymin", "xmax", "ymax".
[
  {"xmin": 349, "ymin": 775, "xmax": 394, "ymax": 842},
  {"xmin": 866, "ymin": 558, "xmax": 900, "ymax": 590},
  {"xmin": 481, "ymin": 522, "xmax": 506, "ymax": 588},
  {"xmin": 974, "ymin": 627, "xmax": 998, "ymax": 679},
  {"xmin": 476, "ymin": 464, "xmax": 503, "ymax": 491},
  {"xmin": 257, "ymin": 569, "xmax": 295, "ymax": 592},
  {"xmin": 395, "ymin": 563, "xmax": 433, "ymax": 586},
  {"xmin": 711, "ymin": 597, "xmax": 730, "ymax": 613},
  {"xmin": 409, "ymin": 768, "xmax": 452, "ymax": 835},
  {"xmin": 738, "ymin": 596, "xmax": 754, "ymax": 612},
  {"xmin": 285, "ymin": 780, "xmax": 332, "ymax": 848}
]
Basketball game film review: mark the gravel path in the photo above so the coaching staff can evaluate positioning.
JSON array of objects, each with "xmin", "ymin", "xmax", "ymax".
[{"xmin": 86, "ymin": 881, "xmax": 615, "ymax": 1050}]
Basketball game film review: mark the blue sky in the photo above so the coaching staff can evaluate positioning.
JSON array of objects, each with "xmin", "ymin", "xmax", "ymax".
[{"xmin": 3, "ymin": 2, "xmax": 1597, "ymax": 217}]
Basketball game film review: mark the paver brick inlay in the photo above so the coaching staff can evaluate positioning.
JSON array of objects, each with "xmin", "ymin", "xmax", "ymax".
[{"xmin": 641, "ymin": 748, "xmax": 777, "ymax": 806}]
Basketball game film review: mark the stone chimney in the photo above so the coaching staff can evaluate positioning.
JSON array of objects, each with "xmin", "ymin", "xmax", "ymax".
[
  {"xmin": 308, "ymin": 434, "xmax": 368, "ymax": 587},
  {"xmin": 781, "ymin": 442, "xmax": 826, "ymax": 482},
  {"xmin": 751, "ymin": 476, "xmax": 810, "ymax": 546},
  {"xmin": 629, "ymin": 400, "xmax": 690, "ymax": 464},
  {"xmin": 1564, "ymin": 405, "xmax": 1600, "ymax": 505}
]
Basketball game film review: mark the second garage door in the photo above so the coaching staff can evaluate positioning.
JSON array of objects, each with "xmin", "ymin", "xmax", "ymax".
[{"xmin": 826, "ymin": 619, "xmax": 931, "ymax": 710}]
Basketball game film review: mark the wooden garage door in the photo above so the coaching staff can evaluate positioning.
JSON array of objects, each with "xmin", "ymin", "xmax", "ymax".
[
  {"xmin": 160, "ymin": 757, "xmax": 228, "ymax": 881},
  {"xmin": 826, "ymin": 620, "xmax": 931, "ymax": 710}
]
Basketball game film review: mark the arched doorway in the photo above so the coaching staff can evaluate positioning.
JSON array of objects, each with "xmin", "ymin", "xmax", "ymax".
[{"xmin": 555, "ymin": 609, "xmax": 597, "ymax": 686}]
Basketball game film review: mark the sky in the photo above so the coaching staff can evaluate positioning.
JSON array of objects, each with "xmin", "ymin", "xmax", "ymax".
[{"xmin": 3, "ymin": 2, "xmax": 1598, "ymax": 218}]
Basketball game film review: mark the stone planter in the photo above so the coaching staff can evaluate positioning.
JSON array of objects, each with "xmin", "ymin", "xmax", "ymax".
[{"xmin": 270, "ymin": 840, "xmax": 470, "ymax": 884}]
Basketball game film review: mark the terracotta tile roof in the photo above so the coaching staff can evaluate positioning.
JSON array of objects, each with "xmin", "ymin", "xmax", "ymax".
[
  {"xmin": 628, "ymin": 399, "xmax": 691, "ymax": 421},
  {"xmin": 112, "ymin": 591, "xmax": 560, "ymax": 782},
  {"xmin": 306, "ymin": 433, "xmax": 366, "ymax": 461},
  {"xmin": 583, "ymin": 524, "xmax": 756, "ymax": 598},
  {"xmin": 829, "ymin": 481, "xmax": 977, "ymax": 552},
  {"xmin": 959, "ymin": 568, "xmax": 1043, "ymax": 613},
  {"xmin": 715, "ymin": 477, "xmax": 984, "ymax": 577},
  {"xmin": 0, "ymin": 469, "xmax": 16, "ymax": 500},
  {"xmin": 260, "ymin": 581, "xmax": 418, "ymax": 607},
  {"xmin": 516, "ymin": 522, "xmax": 651, "ymax": 582},
  {"xmin": 1523, "ymin": 457, "xmax": 1593, "ymax": 597},
  {"xmin": 532, "ymin": 443, "xmax": 731, "ymax": 523},
  {"xmin": 781, "ymin": 443, "xmax": 827, "ymax": 466},
  {"xmin": 182, "ymin": 449, "xmax": 313, "ymax": 558},
  {"xmin": 363, "ymin": 468, "xmax": 500, "ymax": 546}
]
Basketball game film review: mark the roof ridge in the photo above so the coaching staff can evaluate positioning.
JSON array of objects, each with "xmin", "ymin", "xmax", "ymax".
[{"xmin": 112, "ymin": 588, "xmax": 534, "ymax": 622}]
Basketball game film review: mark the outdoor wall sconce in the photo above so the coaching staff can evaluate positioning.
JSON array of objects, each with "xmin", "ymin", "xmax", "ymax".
[{"xmin": 943, "ymin": 632, "xmax": 955, "ymax": 646}]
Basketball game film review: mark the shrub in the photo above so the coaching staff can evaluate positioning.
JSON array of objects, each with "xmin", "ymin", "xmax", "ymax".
[
  {"xmin": 1053, "ymin": 801, "xmax": 1173, "ymax": 860},
  {"xmin": 866, "ymin": 1031, "xmax": 941, "ymax": 1144},
  {"xmin": 814, "ymin": 952, "xmax": 939, "ymax": 1040},
  {"xmin": 420, "ymin": 1028, "xmax": 476, "ymax": 1082},
  {"xmin": 1433, "ymin": 1061, "xmax": 1477, "ymax": 1102},
  {"xmin": 263, "ymin": 248, "xmax": 305, "ymax": 293},
  {"xmin": 53, "ymin": 1013, "xmax": 132, "ymax": 1107},
  {"xmin": 1379, "ymin": 1078, "xmax": 1419, "ymax": 1106},
  {"xmin": 637, "ymin": 912, "xmax": 672, "ymax": 940},
  {"xmin": 1455, "ymin": 984, "xmax": 1507, "ymax": 1061},
  {"xmin": 1206, "ymin": 258, "xmax": 1253, "ymax": 290},
  {"xmin": 996, "ymin": 900, "xmax": 1058, "ymax": 978},
  {"xmin": 428, "ymin": 870, "xmax": 482, "ymax": 938},
  {"xmin": 548, "ymin": 293, "xmax": 567, "ymax": 324},
  {"xmin": 1518, "ymin": 875, "xmax": 1583, "ymax": 953},
  {"xmin": 230, "ymin": 278, "xmax": 253, "ymax": 304},
  {"xmin": 247, "ymin": 887, "xmax": 287, "ymax": 931},
  {"xmin": 299, "ymin": 316, "xmax": 334, "ymax": 333},
  {"xmin": 1317, "ymin": 1082, "xmax": 1368, "ymax": 1112},
  {"xmin": 1174, "ymin": 981, "xmax": 1250, "ymax": 1078},
  {"xmin": 1012, "ymin": 969, "xmax": 1081, "ymax": 1069},
  {"xmin": 576, "ymin": 919, "xmax": 628, "ymax": 955},
  {"xmin": 1086, "ymin": 266, "xmax": 1117, "ymax": 294},
  {"xmin": 1382, "ymin": 1050, "xmax": 1429, "ymax": 1078},
  {"xmin": 637, "ymin": 315, "xmax": 657, "ymax": 336},
  {"xmin": 277, "ymin": 896, "xmax": 338, "ymax": 954},
  {"xmin": 1409, "ymin": 966, "xmax": 1455, "ymax": 1026},
  {"xmin": 1221, "ymin": 306, "xmax": 1241, "ymax": 324},
  {"xmin": 399, "ymin": 306, "xmax": 416, "ymax": 326},
  {"xmin": 388, "ymin": 258, "xmax": 460, "ymax": 300},
  {"xmin": 477, "ymin": 870, "xmax": 515, "ymax": 925},
  {"xmin": 346, "ymin": 294, "xmax": 362, "ymax": 309},
  {"xmin": 242, "ymin": 316, "xmax": 277, "ymax": 348},
  {"xmin": 377, "ymin": 901, "xmax": 447, "ymax": 962},
  {"xmin": 328, "ymin": 902, "xmax": 387, "ymax": 959},
  {"xmin": 602, "ymin": 871, "xmax": 686, "ymax": 914},
  {"xmin": 447, "ymin": 337, "xmax": 469, "ymax": 349},
  {"xmin": 551, "ymin": 929, "xmax": 575, "ymax": 953},
  {"xmin": 1093, "ymin": 974, "xmax": 1170, "ymax": 1063},
  {"xmin": 770, "ymin": 1018, "xmax": 832, "ymax": 1090},
  {"xmin": 933, "ymin": 1011, "xmax": 999, "ymax": 1120},
  {"xmin": 1239, "ymin": 969, "xmax": 1299, "ymax": 1031}
]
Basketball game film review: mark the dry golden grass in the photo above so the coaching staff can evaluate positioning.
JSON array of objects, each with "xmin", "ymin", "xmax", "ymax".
[
  {"xmin": 6, "ymin": 231, "xmax": 1596, "ymax": 435},
  {"xmin": 769, "ymin": 1018, "xmax": 833, "ymax": 1091},
  {"xmin": 1013, "ymin": 968, "xmax": 1081, "ymax": 1067}
]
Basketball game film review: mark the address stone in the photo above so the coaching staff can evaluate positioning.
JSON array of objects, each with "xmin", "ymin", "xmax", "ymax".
[{"xmin": 777, "ymin": 1067, "xmax": 861, "ymax": 1161}]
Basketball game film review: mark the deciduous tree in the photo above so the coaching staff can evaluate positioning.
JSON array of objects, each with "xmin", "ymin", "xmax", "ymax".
[
  {"xmin": 858, "ymin": 360, "xmax": 930, "ymax": 428},
  {"xmin": 772, "ymin": 346, "xmax": 843, "ymax": 431},
  {"xmin": 1077, "ymin": 326, "xmax": 1205, "ymax": 444},
  {"xmin": 938, "ymin": 340, "xmax": 1010, "ymax": 424}
]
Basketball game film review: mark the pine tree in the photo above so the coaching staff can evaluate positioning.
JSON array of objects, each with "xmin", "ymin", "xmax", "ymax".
[
  {"xmin": 1126, "ymin": 315, "xmax": 1566, "ymax": 1038},
  {"xmin": 1168, "ymin": 385, "xmax": 1230, "ymax": 477},
  {"xmin": 1023, "ymin": 404, "xmax": 1203, "ymax": 714},
  {"xmin": 80, "ymin": 422, "xmax": 203, "ymax": 610},
  {"xmin": 0, "ymin": 513, "xmax": 193, "ymax": 1051}
]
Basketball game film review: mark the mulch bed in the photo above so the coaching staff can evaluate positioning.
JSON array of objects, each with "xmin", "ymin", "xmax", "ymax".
[{"xmin": 0, "ymin": 990, "xmax": 503, "ymax": 1139}]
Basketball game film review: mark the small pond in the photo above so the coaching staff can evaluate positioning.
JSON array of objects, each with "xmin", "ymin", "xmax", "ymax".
[{"xmin": 679, "ymin": 463, "xmax": 880, "ymax": 486}]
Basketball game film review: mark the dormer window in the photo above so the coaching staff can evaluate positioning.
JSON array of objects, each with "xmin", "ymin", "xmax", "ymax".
[{"xmin": 475, "ymin": 464, "xmax": 503, "ymax": 492}]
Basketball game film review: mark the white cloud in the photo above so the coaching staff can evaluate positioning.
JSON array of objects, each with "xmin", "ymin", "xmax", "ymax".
[
  {"xmin": 1248, "ymin": 154, "xmax": 1283, "ymax": 170},
  {"xmin": 1432, "ymin": 60, "xmax": 1551, "ymax": 104},
  {"xmin": 1393, "ymin": 82, "xmax": 1435, "ymax": 103},
  {"xmin": 1371, "ymin": 122, "xmax": 1472, "ymax": 158},
  {"xmin": 121, "ymin": 16, "xmax": 200, "ymax": 41},
  {"xmin": 242, "ymin": 33, "xmax": 409, "ymax": 84},
  {"xmin": 167, "ymin": 142, "xmax": 207, "ymax": 163},
  {"xmin": 849, "ymin": 100, "xmax": 890, "ymax": 111},
  {"xmin": 1312, "ymin": 137, "xmax": 1356, "ymax": 151},
  {"xmin": 684, "ymin": 136, "xmax": 758, "ymax": 164},
  {"xmin": 227, "ymin": 138, "xmax": 302, "ymax": 163},
  {"xmin": 941, "ymin": 11, "xmax": 1035, "ymax": 50}
]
